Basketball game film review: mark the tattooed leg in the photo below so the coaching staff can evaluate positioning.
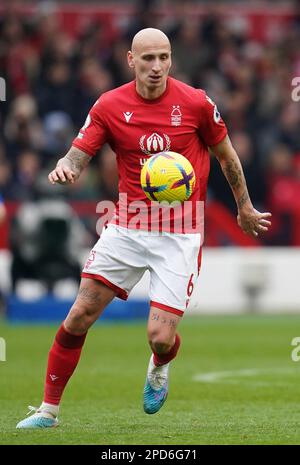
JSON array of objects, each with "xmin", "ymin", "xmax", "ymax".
[
  {"xmin": 64, "ymin": 278, "xmax": 117, "ymax": 335},
  {"xmin": 147, "ymin": 306, "xmax": 181, "ymax": 354}
]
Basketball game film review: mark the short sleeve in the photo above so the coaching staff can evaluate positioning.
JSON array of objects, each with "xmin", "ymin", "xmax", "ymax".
[
  {"xmin": 197, "ymin": 91, "xmax": 227, "ymax": 147},
  {"xmin": 72, "ymin": 98, "xmax": 108, "ymax": 156}
]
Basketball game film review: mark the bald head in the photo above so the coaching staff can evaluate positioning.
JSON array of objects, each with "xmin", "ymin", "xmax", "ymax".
[
  {"xmin": 131, "ymin": 28, "xmax": 171, "ymax": 54},
  {"xmin": 128, "ymin": 28, "xmax": 172, "ymax": 100}
]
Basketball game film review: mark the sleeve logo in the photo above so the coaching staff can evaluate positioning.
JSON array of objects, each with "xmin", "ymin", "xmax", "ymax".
[
  {"xmin": 81, "ymin": 114, "xmax": 91, "ymax": 131},
  {"xmin": 205, "ymin": 94, "xmax": 221, "ymax": 124},
  {"xmin": 213, "ymin": 105, "xmax": 221, "ymax": 124},
  {"xmin": 77, "ymin": 114, "xmax": 91, "ymax": 139}
]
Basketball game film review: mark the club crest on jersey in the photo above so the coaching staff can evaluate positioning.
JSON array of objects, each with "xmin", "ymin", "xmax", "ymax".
[
  {"xmin": 171, "ymin": 105, "xmax": 182, "ymax": 126},
  {"xmin": 139, "ymin": 132, "xmax": 171, "ymax": 156}
]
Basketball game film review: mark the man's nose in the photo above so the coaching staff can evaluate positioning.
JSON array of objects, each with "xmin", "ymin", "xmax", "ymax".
[{"xmin": 152, "ymin": 59, "xmax": 161, "ymax": 72}]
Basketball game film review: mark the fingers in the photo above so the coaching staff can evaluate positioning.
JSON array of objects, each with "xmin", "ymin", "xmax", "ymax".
[
  {"xmin": 259, "ymin": 212, "xmax": 272, "ymax": 219},
  {"xmin": 257, "ymin": 224, "xmax": 269, "ymax": 232},
  {"xmin": 241, "ymin": 226, "xmax": 258, "ymax": 238},
  {"xmin": 254, "ymin": 209, "xmax": 272, "ymax": 219},
  {"xmin": 240, "ymin": 210, "xmax": 272, "ymax": 237},
  {"xmin": 250, "ymin": 220, "xmax": 270, "ymax": 237},
  {"xmin": 259, "ymin": 219, "xmax": 272, "ymax": 227},
  {"xmin": 251, "ymin": 220, "xmax": 271, "ymax": 237},
  {"xmin": 257, "ymin": 214, "xmax": 272, "ymax": 233},
  {"xmin": 255, "ymin": 211, "xmax": 272, "ymax": 225},
  {"xmin": 48, "ymin": 167, "xmax": 76, "ymax": 185},
  {"xmin": 238, "ymin": 214, "xmax": 272, "ymax": 237},
  {"xmin": 48, "ymin": 170, "xmax": 60, "ymax": 185}
]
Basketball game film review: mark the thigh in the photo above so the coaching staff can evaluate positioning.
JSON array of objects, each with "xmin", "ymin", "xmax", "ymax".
[
  {"xmin": 82, "ymin": 225, "xmax": 147, "ymax": 300},
  {"xmin": 64, "ymin": 277, "xmax": 116, "ymax": 333},
  {"xmin": 148, "ymin": 232, "xmax": 202, "ymax": 314}
]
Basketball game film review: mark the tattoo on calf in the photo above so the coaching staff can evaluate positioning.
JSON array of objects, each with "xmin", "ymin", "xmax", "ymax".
[
  {"xmin": 168, "ymin": 319, "xmax": 177, "ymax": 328},
  {"xmin": 151, "ymin": 313, "xmax": 177, "ymax": 328}
]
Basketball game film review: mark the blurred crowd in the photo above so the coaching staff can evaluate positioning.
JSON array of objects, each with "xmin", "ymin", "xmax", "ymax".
[{"xmin": 1, "ymin": 0, "xmax": 300, "ymax": 245}]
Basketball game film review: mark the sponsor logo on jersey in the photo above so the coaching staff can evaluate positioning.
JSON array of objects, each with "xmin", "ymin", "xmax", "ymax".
[
  {"xmin": 123, "ymin": 111, "xmax": 133, "ymax": 123},
  {"xmin": 139, "ymin": 132, "xmax": 171, "ymax": 156},
  {"xmin": 171, "ymin": 105, "xmax": 182, "ymax": 126}
]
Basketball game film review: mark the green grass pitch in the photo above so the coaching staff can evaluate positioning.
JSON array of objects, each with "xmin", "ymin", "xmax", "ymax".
[{"xmin": 0, "ymin": 314, "xmax": 300, "ymax": 445}]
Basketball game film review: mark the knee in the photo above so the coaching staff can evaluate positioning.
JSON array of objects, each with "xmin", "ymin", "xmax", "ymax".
[
  {"xmin": 65, "ymin": 303, "xmax": 95, "ymax": 334},
  {"xmin": 148, "ymin": 331, "xmax": 174, "ymax": 354}
]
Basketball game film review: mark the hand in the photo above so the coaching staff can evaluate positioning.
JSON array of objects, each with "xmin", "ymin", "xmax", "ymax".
[
  {"xmin": 237, "ymin": 207, "xmax": 272, "ymax": 238},
  {"xmin": 48, "ymin": 159, "xmax": 77, "ymax": 185}
]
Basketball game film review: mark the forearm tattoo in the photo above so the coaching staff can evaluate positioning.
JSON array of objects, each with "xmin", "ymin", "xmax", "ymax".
[
  {"xmin": 223, "ymin": 158, "xmax": 250, "ymax": 208},
  {"xmin": 223, "ymin": 159, "xmax": 243, "ymax": 190},
  {"xmin": 64, "ymin": 148, "xmax": 91, "ymax": 175},
  {"xmin": 237, "ymin": 189, "xmax": 250, "ymax": 209}
]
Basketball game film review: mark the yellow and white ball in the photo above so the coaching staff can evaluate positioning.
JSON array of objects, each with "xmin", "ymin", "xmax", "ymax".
[{"xmin": 140, "ymin": 151, "xmax": 196, "ymax": 203}]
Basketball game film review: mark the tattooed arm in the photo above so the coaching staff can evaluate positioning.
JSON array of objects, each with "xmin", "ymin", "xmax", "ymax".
[
  {"xmin": 209, "ymin": 135, "xmax": 271, "ymax": 237},
  {"xmin": 48, "ymin": 147, "xmax": 91, "ymax": 185}
]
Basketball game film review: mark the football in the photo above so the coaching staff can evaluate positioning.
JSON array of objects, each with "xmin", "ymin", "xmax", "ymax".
[{"xmin": 140, "ymin": 151, "xmax": 196, "ymax": 203}]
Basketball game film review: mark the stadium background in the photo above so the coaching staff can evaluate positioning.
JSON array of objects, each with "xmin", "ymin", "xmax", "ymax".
[{"xmin": 0, "ymin": 0, "xmax": 300, "ymax": 445}]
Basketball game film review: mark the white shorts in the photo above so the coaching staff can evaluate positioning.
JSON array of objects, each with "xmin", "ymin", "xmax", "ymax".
[{"xmin": 81, "ymin": 224, "xmax": 202, "ymax": 316}]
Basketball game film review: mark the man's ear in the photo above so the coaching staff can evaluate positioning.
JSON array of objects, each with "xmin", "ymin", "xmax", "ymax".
[{"xmin": 127, "ymin": 51, "xmax": 135, "ymax": 68}]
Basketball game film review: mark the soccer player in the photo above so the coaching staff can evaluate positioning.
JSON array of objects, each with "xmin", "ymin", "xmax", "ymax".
[{"xmin": 17, "ymin": 28, "xmax": 271, "ymax": 428}]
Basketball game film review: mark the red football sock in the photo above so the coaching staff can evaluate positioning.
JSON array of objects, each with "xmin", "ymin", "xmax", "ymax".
[
  {"xmin": 44, "ymin": 323, "xmax": 87, "ymax": 405},
  {"xmin": 153, "ymin": 333, "xmax": 181, "ymax": 367}
]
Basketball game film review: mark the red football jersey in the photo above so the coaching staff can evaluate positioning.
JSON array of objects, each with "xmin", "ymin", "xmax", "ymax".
[{"xmin": 72, "ymin": 77, "xmax": 227, "ymax": 234}]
